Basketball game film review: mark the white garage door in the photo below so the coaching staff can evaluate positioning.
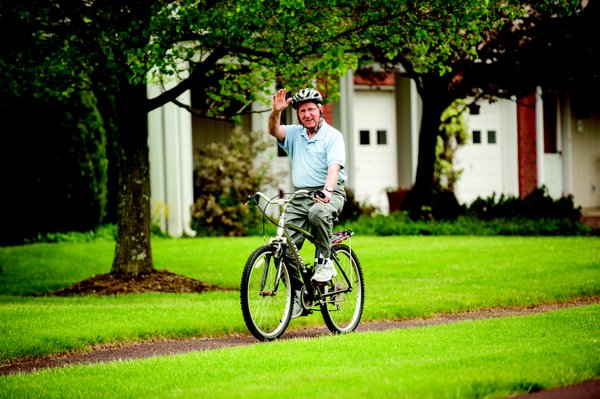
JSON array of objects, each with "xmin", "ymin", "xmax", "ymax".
[
  {"xmin": 455, "ymin": 101, "xmax": 504, "ymax": 205},
  {"xmin": 352, "ymin": 89, "xmax": 397, "ymax": 212}
]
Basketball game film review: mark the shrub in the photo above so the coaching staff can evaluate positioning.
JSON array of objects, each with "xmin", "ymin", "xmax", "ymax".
[
  {"xmin": 27, "ymin": 224, "xmax": 117, "ymax": 243},
  {"xmin": 338, "ymin": 186, "xmax": 378, "ymax": 223},
  {"xmin": 401, "ymin": 187, "xmax": 465, "ymax": 221},
  {"xmin": 335, "ymin": 213, "xmax": 592, "ymax": 236},
  {"xmin": 335, "ymin": 186, "xmax": 592, "ymax": 236},
  {"xmin": 467, "ymin": 186, "xmax": 582, "ymax": 222},
  {"xmin": 1, "ymin": 90, "xmax": 109, "ymax": 246},
  {"xmin": 191, "ymin": 128, "xmax": 276, "ymax": 236},
  {"xmin": 435, "ymin": 99, "xmax": 468, "ymax": 192}
]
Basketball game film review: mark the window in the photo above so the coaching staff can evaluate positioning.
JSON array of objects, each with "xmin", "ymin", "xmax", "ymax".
[
  {"xmin": 377, "ymin": 130, "xmax": 387, "ymax": 145},
  {"xmin": 472, "ymin": 130, "xmax": 481, "ymax": 144},
  {"xmin": 543, "ymin": 91, "xmax": 559, "ymax": 153},
  {"xmin": 487, "ymin": 130, "xmax": 497, "ymax": 144},
  {"xmin": 360, "ymin": 130, "xmax": 370, "ymax": 145}
]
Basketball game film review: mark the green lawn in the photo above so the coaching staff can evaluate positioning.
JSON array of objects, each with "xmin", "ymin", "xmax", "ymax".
[{"xmin": 0, "ymin": 236, "xmax": 598, "ymax": 398}]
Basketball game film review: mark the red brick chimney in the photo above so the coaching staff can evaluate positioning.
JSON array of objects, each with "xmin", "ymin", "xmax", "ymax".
[{"xmin": 517, "ymin": 92, "xmax": 538, "ymax": 198}]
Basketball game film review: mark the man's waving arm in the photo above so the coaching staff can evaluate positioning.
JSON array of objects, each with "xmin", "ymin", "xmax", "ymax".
[{"xmin": 268, "ymin": 89, "xmax": 292, "ymax": 142}]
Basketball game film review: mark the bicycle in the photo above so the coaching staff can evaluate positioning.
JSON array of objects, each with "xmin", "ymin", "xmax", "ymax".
[{"xmin": 240, "ymin": 189, "xmax": 365, "ymax": 341}]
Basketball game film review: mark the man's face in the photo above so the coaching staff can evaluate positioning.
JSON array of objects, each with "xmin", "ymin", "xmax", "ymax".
[{"xmin": 297, "ymin": 102, "xmax": 321, "ymax": 130}]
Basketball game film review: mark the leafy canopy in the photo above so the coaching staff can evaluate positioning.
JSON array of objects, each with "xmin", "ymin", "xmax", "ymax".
[{"xmin": 3, "ymin": 0, "xmax": 579, "ymax": 118}]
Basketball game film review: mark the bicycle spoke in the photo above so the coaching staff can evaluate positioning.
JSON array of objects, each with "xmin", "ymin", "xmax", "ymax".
[
  {"xmin": 320, "ymin": 244, "xmax": 364, "ymax": 334},
  {"xmin": 240, "ymin": 245, "xmax": 292, "ymax": 341}
]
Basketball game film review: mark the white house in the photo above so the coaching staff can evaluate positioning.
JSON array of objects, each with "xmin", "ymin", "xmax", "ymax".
[{"xmin": 148, "ymin": 71, "xmax": 600, "ymax": 236}]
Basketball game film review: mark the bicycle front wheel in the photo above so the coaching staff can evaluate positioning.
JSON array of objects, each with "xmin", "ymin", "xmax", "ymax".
[
  {"xmin": 240, "ymin": 245, "xmax": 293, "ymax": 341},
  {"xmin": 320, "ymin": 244, "xmax": 364, "ymax": 334}
]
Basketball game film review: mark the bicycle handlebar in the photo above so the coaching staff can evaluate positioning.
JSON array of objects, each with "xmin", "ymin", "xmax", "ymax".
[
  {"xmin": 248, "ymin": 189, "xmax": 353, "ymax": 245},
  {"xmin": 247, "ymin": 189, "xmax": 325, "ymax": 207}
]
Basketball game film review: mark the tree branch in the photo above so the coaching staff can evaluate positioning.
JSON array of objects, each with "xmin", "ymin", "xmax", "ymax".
[{"xmin": 145, "ymin": 48, "xmax": 226, "ymax": 113}]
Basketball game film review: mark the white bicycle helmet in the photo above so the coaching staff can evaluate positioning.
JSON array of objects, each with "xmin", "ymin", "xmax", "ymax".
[{"xmin": 291, "ymin": 88, "xmax": 323, "ymax": 109}]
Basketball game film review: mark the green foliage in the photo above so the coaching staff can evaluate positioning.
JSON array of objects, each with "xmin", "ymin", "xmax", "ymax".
[
  {"xmin": 358, "ymin": 1, "xmax": 580, "ymax": 78},
  {"xmin": 1, "ymin": 0, "xmax": 585, "ymax": 268},
  {"xmin": 338, "ymin": 186, "xmax": 378, "ymax": 223},
  {"xmin": 26, "ymin": 225, "xmax": 117, "ymax": 244},
  {"xmin": 337, "ymin": 212, "xmax": 592, "ymax": 236},
  {"xmin": 144, "ymin": 0, "xmax": 367, "ymax": 117},
  {"xmin": 25, "ymin": 188, "xmax": 591, "ymax": 242},
  {"xmin": 338, "ymin": 186, "xmax": 592, "ymax": 236},
  {"xmin": 401, "ymin": 187, "xmax": 465, "ymax": 221},
  {"xmin": 467, "ymin": 186, "xmax": 583, "ymax": 222},
  {"xmin": 6, "ymin": 0, "xmax": 575, "ymax": 118},
  {"xmin": 191, "ymin": 128, "xmax": 276, "ymax": 236},
  {"xmin": 0, "ymin": 89, "xmax": 110, "ymax": 246},
  {"xmin": 362, "ymin": 0, "xmax": 582, "ymax": 211},
  {"xmin": 435, "ymin": 100, "xmax": 468, "ymax": 191}
]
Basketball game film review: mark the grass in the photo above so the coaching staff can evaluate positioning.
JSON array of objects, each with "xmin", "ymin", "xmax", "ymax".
[
  {"xmin": 0, "ymin": 306, "xmax": 598, "ymax": 398},
  {"xmin": 0, "ymin": 236, "xmax": 598, "ymax": 397}
]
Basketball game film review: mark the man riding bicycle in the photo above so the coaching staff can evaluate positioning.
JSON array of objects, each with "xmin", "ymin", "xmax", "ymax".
[{"xmin": 268, "ymin": 87, "xmax": 347, "ymax": 317}]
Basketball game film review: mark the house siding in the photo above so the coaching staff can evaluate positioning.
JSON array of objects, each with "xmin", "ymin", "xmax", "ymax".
[{"xmin": 571, "ymin": 106, "xmax": 600, "ymax": 208}]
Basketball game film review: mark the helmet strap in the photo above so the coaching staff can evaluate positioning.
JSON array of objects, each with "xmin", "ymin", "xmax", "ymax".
[{"xmin": 304, "ymin": 117, "xmax": 323, "ymax": 135}]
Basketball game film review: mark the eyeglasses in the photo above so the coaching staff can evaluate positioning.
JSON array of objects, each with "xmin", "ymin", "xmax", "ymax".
[{"xmin": 298, "ymin": 107, "xmax": 319, "ymax": 115}]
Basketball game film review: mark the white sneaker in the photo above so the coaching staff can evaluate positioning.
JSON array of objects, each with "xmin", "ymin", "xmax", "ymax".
[
  {"xmin": 311, "ymin": 259, "xmax": 337, "ymax": 282},
  {"xmin": 291, "ymin": 290, "xmax": 303, "ymax": 319}
]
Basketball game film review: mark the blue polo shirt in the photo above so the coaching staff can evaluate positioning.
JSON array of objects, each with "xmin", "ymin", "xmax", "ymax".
[{"xmin": 280, "ymin": 121, "xmax": 347, "ymax": 188}]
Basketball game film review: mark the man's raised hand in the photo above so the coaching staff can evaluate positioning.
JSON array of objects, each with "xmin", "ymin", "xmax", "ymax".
[{"xmin": 273, "ymin": 89, "xmax": 292, "ymax": 112}]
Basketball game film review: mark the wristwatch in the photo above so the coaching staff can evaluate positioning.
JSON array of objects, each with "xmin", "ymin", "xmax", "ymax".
[{"xmin": 324, "ymin": 186, "xmax": 334, "ymax": 193}]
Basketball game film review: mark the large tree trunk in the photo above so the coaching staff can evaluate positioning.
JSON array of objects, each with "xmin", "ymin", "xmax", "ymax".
[
  {"xmin": 404, "ymin": 76, "xmax": 459, "ymax": 219},
  {"xmin": 111, "ymin": 83, "xmax": 153, "ymax": 275},
  {"xmin": 414, "ymin": 96, "xmax": 448, "ymax": 193}
]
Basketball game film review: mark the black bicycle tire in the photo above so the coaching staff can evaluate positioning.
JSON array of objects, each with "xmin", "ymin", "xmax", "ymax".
[
  {"xmin": 320, "ymin": 243, "xmax": 365, "ymax": 334},
  {"xmin": 240, "ymin": 244, "xmax": 292, "ymax": 341}
]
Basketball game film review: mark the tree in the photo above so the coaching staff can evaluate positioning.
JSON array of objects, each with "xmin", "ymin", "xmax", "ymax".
[
  {"xmin": 357, "ymin": 1, "xmax": 586, "ymax": 218},
  {"xmin": 463, "ymin": 1, "xmax": 599, "ymax": 103},
  {"xmin": 1, "ymin": 0, "xmax": 582, "ymax": 277},
  {"xmin": 0, "ymin": 0, "xmax": 364, "ymax": 276}
]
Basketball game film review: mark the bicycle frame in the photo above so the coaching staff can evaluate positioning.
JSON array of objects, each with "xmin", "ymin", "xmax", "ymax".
[
  {"xmin": 249, "ymin": 191, "xmax": 354, "ymax": 305},
  {"xmin": 242, "ymin": 190, "xmax": 364, "ymax": 340}
]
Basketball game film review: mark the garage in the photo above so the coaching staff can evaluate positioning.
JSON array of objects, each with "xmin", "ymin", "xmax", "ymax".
[
  {"xmin": 454, "ymin": 99, "xmax": 517, "ymax": 205},
  {"xmin": 352, "ymin": 88, "xmax": 398, "ymax": 212}
]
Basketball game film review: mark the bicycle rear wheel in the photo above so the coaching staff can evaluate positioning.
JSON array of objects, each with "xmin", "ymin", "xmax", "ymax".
[
  {"xmin": 240, "ymin": 245, "xmax": 293, "ymax": 341},
  {"xmin": 320, "ymin": 244, "xmax": 364, "ymax": 334}
]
